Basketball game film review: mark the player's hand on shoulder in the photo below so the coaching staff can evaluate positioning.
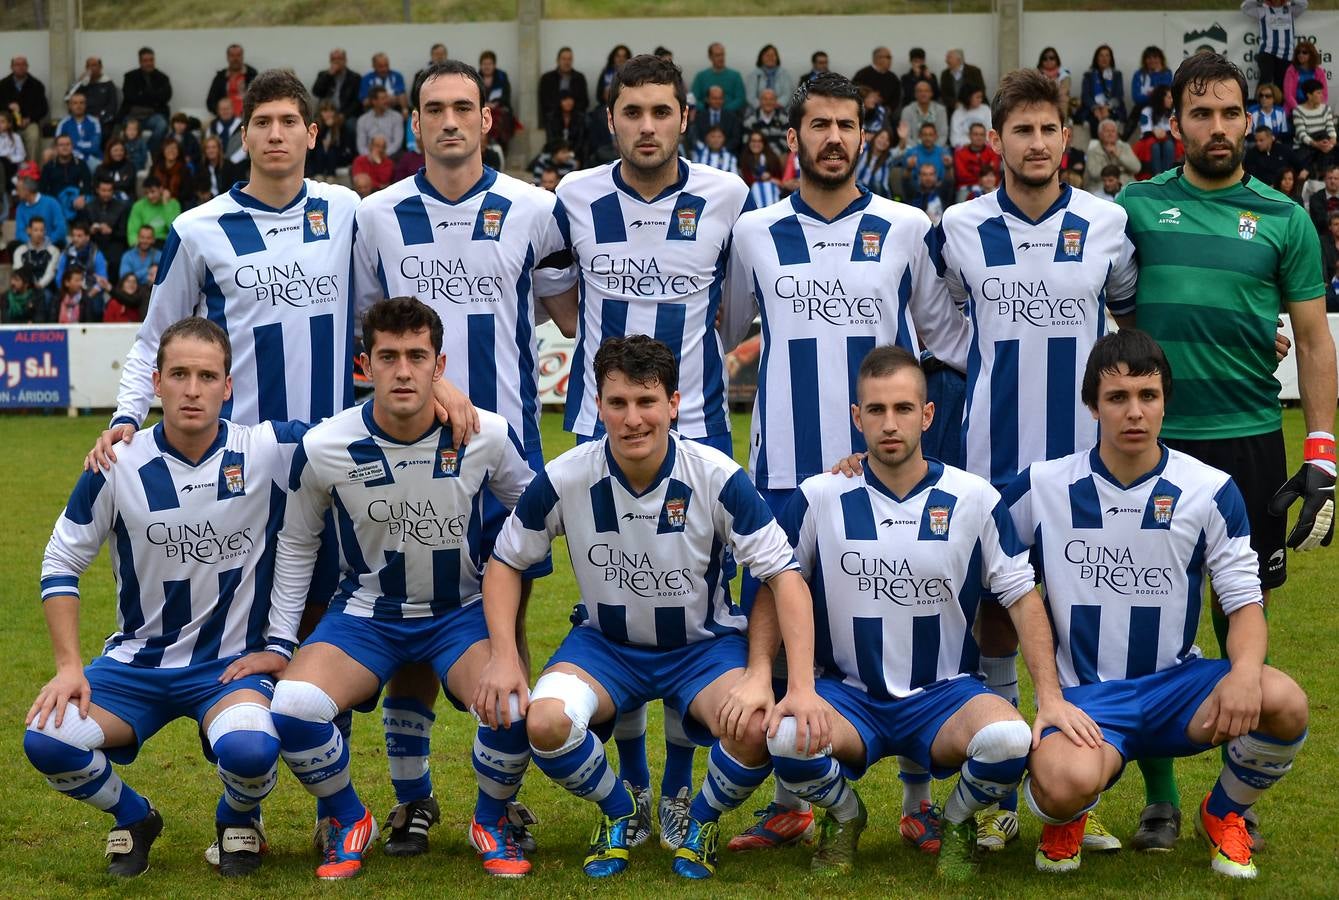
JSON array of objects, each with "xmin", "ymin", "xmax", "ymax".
[
  {"xmin": 26, "ymin": 667, "xmax": 91, "ymax": 729},
  {"xmin": 1032, "ymin": 697, "xmax": 1102, "ymax": 750},
  {"xmin": 829, "ymin": 452, "xmax": 866, "ymax": 478},
  {"xmin": 85, "ymin": 423, "xmax": 136, "ymax": 472},
  {"xmin": 717, "ymin": 667, "xmax": 774, "ymax": 742},
  {"xmin": 1200, "ymin": 666, "xmax": 1264, "ymax": 744},
  {"xmin": 473, "ymin": 654, "xmax": 530, "ymax": 730},
  {"xmin": 1275, "ymin": 317, "xmax": 1291, "ymax": 363},
  {"xmin": 219, "ymin": 650, "xmax": 288, "ymax": 683},
  {"xmin": 432, "ymin": 377, "xmax": 481, "ymax": 448}
]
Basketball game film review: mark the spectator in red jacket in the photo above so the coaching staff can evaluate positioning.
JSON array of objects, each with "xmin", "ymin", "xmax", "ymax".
[
  {"xmin": 953, "ymin": 122, "xmax": 1000, "ymax": 201},
  {"xmin": 352, "ymin": 133, "xmax": 393, "ymax": 196}
]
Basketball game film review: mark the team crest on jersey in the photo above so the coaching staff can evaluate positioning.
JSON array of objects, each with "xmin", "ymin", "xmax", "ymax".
[
  {"xmin": 675, "ymin": 207, "xmax": 698, "ymax": 237},
  {"xmin": 223, "ymin": 463, "xmax": 245, "ymax": 494},
  {"xmin": 1152, "ymin": 494, "xmax": 1175, "ymax": 524},
  {"xmin": 1062, "ymin": 228, "xmax": 1083, "ymax": 257},
  {"xmin": 928, "ymin": 505, "xmax": 950, "ymax": 536},
  {"xmin": 481, "ymin": 208, "xmax": 504, "ymax": 237},
  {"xmin": 306, "ymin": 208, "xmax": 327, "ymax": 237},
  {"xmin": 1238, "ymin": 211, "xmax": 1259, "ymax": 240},
  {"xmin": 439, "ymin": 448, "xmax": 459, "ymax": 475},
  {"xmin": 665, "ymin": 497, "xmax": 686, "ymax": 527},
  {"xmin": 860, "ymin": 230, "xmax": 881, "ymax": 258}
]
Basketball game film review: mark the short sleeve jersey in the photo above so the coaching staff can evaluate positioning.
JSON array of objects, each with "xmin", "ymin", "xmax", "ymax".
[{"xmin": 1117, "ymin": 169, "xmax": 1324, "ymax": 440}]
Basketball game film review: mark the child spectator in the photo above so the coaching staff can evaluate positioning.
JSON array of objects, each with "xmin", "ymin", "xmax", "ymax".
[
  {"xmin": 529, "ymin": 140, "xmax": 578, "ymax": 184},
  {"xmin": 53, "ymin": 265, "xmax": 100, "ymax": 323},
  {"xmin": 3, "ymin": 267, "xmax": 42, "ymax": 323},
  {"xmin": 0, "ymin": 110, "xmax": 23, "ymax": 196},
  {"xmin": 56, "ymin": 219, "xmax": 110, "ymax": 309},
  {"xmin": 120, "ymin": 118, "xmax": 149, "ymax": 171}
]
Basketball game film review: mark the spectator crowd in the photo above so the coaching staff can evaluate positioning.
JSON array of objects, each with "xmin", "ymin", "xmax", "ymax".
[{"xmin": 6, "ymin": 0, "xmax": 1339, "ymax": 321}]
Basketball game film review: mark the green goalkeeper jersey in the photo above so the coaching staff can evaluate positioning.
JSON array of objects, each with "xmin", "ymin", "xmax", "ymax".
[{"xmin": 1117, "ymin": 168, "xmax": 1324, "ymax": 440}]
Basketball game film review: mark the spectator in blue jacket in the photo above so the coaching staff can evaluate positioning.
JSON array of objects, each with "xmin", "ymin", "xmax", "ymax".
[
  {"xmin": 360, "ymin": 53, "xmax": 407, "ymax": 114},
  {"xmin": 57, "ymin": 93, "xmax": 102, "ymax": 171},
  {"xmin": 1079, "ymin": 45, "xmax": 1127, "ymax": 127},
  {"xmin": 1130, "ymin": 46, "xmax": 1172, "ymax": 112},
  {"xmin": 16, "ymin": 176, "xmax": 68, "ymax": 246}
]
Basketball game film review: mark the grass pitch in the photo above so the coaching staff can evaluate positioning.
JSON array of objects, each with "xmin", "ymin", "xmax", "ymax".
[{"xmin": 0, "ymin": 409, "xmax": 1335, "ymax": 899}]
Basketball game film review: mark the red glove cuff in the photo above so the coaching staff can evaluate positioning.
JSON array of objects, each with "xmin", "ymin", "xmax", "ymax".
[{"xmin": 1305, "ymin": 434, "xmax": 1336, "ymax": 464}]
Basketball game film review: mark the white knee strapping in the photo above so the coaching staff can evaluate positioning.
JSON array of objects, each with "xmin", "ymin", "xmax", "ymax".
[
  {"xmin": 27, "ymin": 704, "xmax": 107, "ymax": 750},
  {"xmin": 470, "ymin": 694, "xmax": 523, "ymax": 727},
  {"xmin": 612, "ymin": 703, "xmax": 648, "ymax": 741},
  {"xmin": 1022, "ymin": 774, "xmax": 1098, "ymax": 826},
  {"xmin": 966, "ymin": 719, "xmax": 1032, "ymax": 764},
  {"xmin": 207, "ymin": 702, "xmax": 278, "ymax": 746},
  {"xmin": 530, "ymin": 671, "xmax": 599, "ymax": 755},
  {"xmin": 270, "ymin": 680, "xmax": 338, "ymax": 723},
  {"xmin": 766, "ymin": 716, "xmax": 831, "ymax": 760}
]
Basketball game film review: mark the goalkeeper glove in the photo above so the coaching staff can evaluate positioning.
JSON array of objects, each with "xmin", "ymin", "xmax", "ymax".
[{"xmin": 1268, "ymin": 432, "xmax": 1336, "ymax": 551}]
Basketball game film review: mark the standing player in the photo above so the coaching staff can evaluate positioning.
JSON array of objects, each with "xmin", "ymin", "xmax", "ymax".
[
  {"xmin": 476, "ymin": 335, "xmax": 828, "ymax": 880},
  {"xmin": 25, "ymin": 319, "xmax": 302, "ymax": 878},
  {"xmin": 1015, "ymin": 329, "xmax": 1309, "ymax": 879},
  {"xmin": 765, "ymin": 346, "xmax": 1097, "ymax": 879},
  {"xmin": 719, "ymin": 71, "xmax": 971, "ymax": 853},
  {"xmin": 556, "ymin": 53, "xmax": 753, "ymax": 845},
  {"xmin": 931, "ymin": 68, "xmax": 1138, "ymax": 852},
  {"xmin": 1115, "ymin": 51, "xmax": 1335, "ymax": 850},
  {"xmin": 268, "ymin": 298, "xmax": 539, "ymax": 880},
  {"xmin": 351, "ymin": 58, "xmax": 577, "ymax": 857}
]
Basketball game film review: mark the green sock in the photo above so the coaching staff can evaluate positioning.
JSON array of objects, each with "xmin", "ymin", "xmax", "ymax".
[{"xmin": 1137, "ymin": 757, "xmax": 1179, "ymax": 807}]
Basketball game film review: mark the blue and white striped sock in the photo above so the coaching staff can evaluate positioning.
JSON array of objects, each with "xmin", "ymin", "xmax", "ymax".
[
  {"xmin": 772, "ymin": 753, "xmax": 860, "ymax": 822},
  {"xmin": 271, "ymin": 682, "xmax": 363, "ymax": 824},
  {"xmin": 474, "ymin": 720, "xmax": 530, "ymax": 821},
  {"xmin": 689, "ymin": 743, "xmax": 771, "ymax": 823},
  {"xmin": 1207, "ymin": 730, "xmax": 1306, "ymax": 818},
  {"xmin": 943, "ymin": 720, "xmax": 1030, "ymax": 825},
  {"xmin": 24, "ymin": 710, "xmax": 151, "ymax": 827},
  {"xmin": 532, "ymin": 729, "xmax": 633, "ymax": 819},
  {"xmin": 382, "ymin": 697, "xmax": 436, "ymax": 804}
]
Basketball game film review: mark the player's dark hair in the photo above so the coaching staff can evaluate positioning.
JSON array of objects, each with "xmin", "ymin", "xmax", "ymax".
[
  {"xmin": 1170, "ymin": 51, "xmax": 1247, "ymax": 118},
  {"xmin": 788, "ymin": 71, "xmax": 864, "ymax": 132},
  {"xmin": 608, "ymin": 54, "xmax": 686, "ymax": 113},
  {"xmin": 362, "ymin": 297, "xmax": 444, "ymax": 355},
  {"xmin": 594, "ymin": 334, "xmax": 679, "ymax": 398},
  {"xmin": 991, "ymin": 67, "xmax": 1064, "ymax": 132},
  {"xmin": 412, "ymin": 59, "xmax": 486, "ymax": 110},
  {"xmin": 1081, "ymin": 329, "xmax": 1173, "ymax": 409},
  {"xmin": 242, "ymin": 68, "xmax": 316, "ymax": 127},
  {"xmin": 157, "ymin": 317, "xmax": 232, "ymax": 374},
  {"xmin": 856, "ymin": 345, "xmax": 926, "ymax": 402}
]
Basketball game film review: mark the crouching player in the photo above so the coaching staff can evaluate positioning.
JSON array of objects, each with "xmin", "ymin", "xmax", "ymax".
[
  {"xmin": 764, "ymin": 346, "xmax": 1097, "ymax": 879},
  {"xmin": 25, "ymin": 318, "xmax": 301, "ymax": 877},
  {"xmin": 267, "ymin": 298, "xmax": 539, "ymax": 879},
  {"xmin": 475, "ymin": 335, "xmax": 828, "ymax": 879},
  {"xmin": 1015, "ymin": 330, "xmax": 1309, "ymax": 878}
]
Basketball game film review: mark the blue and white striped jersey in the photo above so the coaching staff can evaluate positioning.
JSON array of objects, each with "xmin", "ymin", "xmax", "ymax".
[
  {"xmin": 693, "ymin": 143, "xmax": 739, "ymax": 175},
  {"xmin": 41, "ymin": 420, "xmax": 306, "ymax": 667},
  {"xmin": 723, "ymin": 190, "xmax": 970, "ymax": 490},
  {"xmin": 1250, "ymin": 103, "xmax": 1290, "ymax": 140},
  {"xmin": 112, "ymin": 181, "xmax": 359, "ymax": 429},
  {"xmin": 274, "ymin": 404, "xmax": 533, "ymax": 619},
  {"xmin": 1243, "ymin": 0, "xmax": 1306, "ymax": 59},
  {"xmin": 781, "ymin": 462, "xmax": 1034, "ymax": 698},
  {"xmin": 492, "ymin": 435, "xmax": 797, "ymax": 648},
  {"xmin": 556, "ymin": 159, "xmax": 751, "ymax": 440},
  {"xmin": 1004, "ymin": 446, "xmax": 1261, "ymax": 688},
  {"xmin": 933, "ymin": 183, "xmax": 1138, "ymax": 487},
  {"xmin": 748, "ymin": 180, "xmax": 783, "ymax": 209},
  {"xmin": 353, "ymin": 168, "xmax": 576, "ymax": 455}
]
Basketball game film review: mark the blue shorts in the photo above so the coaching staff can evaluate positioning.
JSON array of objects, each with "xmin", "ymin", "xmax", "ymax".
[
  {"xmin": 576, "ymin": 430, "xmax": 734, "ymax": 460},
  {"xmin": 86, "ymin": 655, "xmax": 276, "ymax": 765},
  {"xmin": 482, "ymin": 447, "xmax": 552, "ymax": 579},
  {"xmin": 818, "ymin": 674, "xmax": 992, "ymax": 779},
  {"xmin": 304, "ymin": 605, "xmax": 490, "ymax": 712},
  {"xmin": 1047, "ymin": 657, "xmax": 1226, "ymax": 782},
  {"xmin": 740, "ymin": 486, "xmax": 795, "ymax": 611},
  {"xmin": 922, "ymin": 360, "xmax": 966, "ymax": 470},
  {"xmin": 546, "ymin": 626, "xmax": 748, "ymax": 746}
]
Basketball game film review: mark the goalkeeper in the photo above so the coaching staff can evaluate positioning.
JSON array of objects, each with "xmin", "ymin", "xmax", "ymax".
[{"xmin": 1114, "ymin": 50, "xmax": 1335, "ymax": 852}]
